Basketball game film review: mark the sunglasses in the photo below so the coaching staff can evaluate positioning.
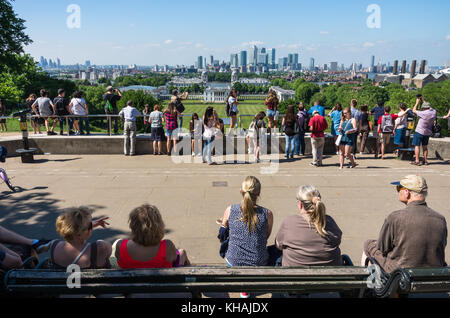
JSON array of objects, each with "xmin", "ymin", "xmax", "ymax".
[{"xmin": 396, "ymin": 185, "xmax": 408, "ymax": 192}]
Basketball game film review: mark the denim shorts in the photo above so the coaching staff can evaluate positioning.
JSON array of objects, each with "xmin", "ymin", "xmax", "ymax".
[
  {"xmin": 412, "ymin": 132, "xmax": 430, "ymax": 147},
  {"xmin": 166, "ymin": 129, "xmax": 176, "ymax": 137},
  {"xmin": 267, "ymin": 109, "xmax": 276, "ymax": 118}
]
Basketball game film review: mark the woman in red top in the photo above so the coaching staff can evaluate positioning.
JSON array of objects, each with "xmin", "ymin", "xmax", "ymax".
[
  {"xmin": 115, "ymin": 204, "xmax": 190, "ymax": 269},
  {"xmin": 265, "ymin": 91, "xmax": 279, "ymax": 131}
]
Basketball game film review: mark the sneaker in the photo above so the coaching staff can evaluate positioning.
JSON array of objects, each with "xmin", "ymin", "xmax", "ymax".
[
  {"xmin": 240, "ymin": 292, "xmax": 250, "ymax": 298},
  {"xmin": 69, "ymin": 130, "xmax": 75, "ymax": 135},
  {"xmin": 310, "ymin": 162, "xmax": 317, "ymax": 167},
  {"xmin": 32, "ymin": 239, "xmax": 54, "ymax": 253},
  {"xmin": 59, "ymin": 131, "xmax": 64, "ymax": 136},
  {"xmin": 75, "ymin": 131, "xmax": 80, "ymax": 136}
]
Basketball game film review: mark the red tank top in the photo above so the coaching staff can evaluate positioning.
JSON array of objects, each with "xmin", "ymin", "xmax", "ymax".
[{"xmin": 117, "ymin": 239, "xmax": 173, "ymax": 269}]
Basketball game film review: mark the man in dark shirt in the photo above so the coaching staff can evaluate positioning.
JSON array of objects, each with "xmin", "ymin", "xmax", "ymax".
[
  {"xmin": 362, "ymin": 175, "xmax": 447, "ymax": 273},
  {"xmin": 53, "ymin": 89, "xmax": 73, "ymax": 135},
  {"xmin": 103, "ymin": 86, "xmax": 122, "ymax": 135}
]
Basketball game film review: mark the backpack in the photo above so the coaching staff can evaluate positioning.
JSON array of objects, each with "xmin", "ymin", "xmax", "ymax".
[
  {"xmin": 432, "ymin": 123, "xmax": 442, "ymax": 138},
  {"xmin": 381, "ymin": 115, "xmax": 394, "ymax": 133},
  {"xmin": 53, "ymin": 97, "xmax": 68, "ymax": 116},
  {"xmin": 105, "ymin": 99, "xmax": 113, "ymax": 114},
  {"xmin": 174, "ymin": 98, "xmax": 185, "ymax": 113}
]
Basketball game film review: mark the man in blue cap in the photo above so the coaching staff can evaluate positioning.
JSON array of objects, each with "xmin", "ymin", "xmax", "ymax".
[{"xmin": 361, "ymin": 175, "xmax": 447, "ymax": 273}]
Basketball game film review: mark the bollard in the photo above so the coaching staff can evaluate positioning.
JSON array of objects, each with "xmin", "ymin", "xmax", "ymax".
[{"xmin": 13, "ymin": 110, "xmax": 37, "ymax": 163}]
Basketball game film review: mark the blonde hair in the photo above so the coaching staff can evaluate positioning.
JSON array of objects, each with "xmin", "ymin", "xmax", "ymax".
[
  {"xmin": 56, "ymin": 207, "xmax": 93, "ymax": 242},
  {"xmin": 296, "ymin": 185, "xmax": 328, "ymax": 237},
  {"xmin": 240, "ymin": 176, "xmax": 261, "ymax": 233},
  {"xmin": 128, "ymin": 204, "xmax": 165, "ymax": 246}
]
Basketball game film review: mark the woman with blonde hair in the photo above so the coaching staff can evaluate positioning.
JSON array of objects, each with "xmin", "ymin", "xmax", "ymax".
[
  {"xmin": 219, "ymin": 176, "xmax": 273, "ymax": 267},
  {"xmin": 275, "ymin": 185, "xmax": 342, "ymax": 266},
  {"xmin": 114, "ymin": 204, "xmax": 190, "ymax": 268},
  {"xmin": 48, "ymin": 207, "xmax": 112, "ymax": 269}
]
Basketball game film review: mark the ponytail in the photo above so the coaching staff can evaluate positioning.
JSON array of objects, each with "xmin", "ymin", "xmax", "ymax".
[
  {"xmin": 297, "ymin": 185, "xmax": 328, "ymax": 237},
  {"xmin": 239, "ymin": 176, "xmax": 261, "ymax": 234}
]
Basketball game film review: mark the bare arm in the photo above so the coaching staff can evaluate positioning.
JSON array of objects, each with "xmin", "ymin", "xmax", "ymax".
[
  {"xmin": 221, "ymin": 206, "xmax": 231, "ymax": 228},
  {"xmin": 267, "ymin": 209, "xmax": 273, "ymax": 239},
  {"xmin": 412, "ymin": 98, "xmax": 421, "ymax": 115}
]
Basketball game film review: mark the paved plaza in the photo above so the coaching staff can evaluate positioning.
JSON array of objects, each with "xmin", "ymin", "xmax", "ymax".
[{"xmin": 1, "ymin": 153, "xmax": 449, "ymax": 266}]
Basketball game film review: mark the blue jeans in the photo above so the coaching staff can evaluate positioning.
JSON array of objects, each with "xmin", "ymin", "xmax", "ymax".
[
  {"xmin": 294, "ymin": 132, "xmax": 305, "ymax": 155},
  {"xmin": 202, "ymin": 136, "xmax": 215, "ymax": 163},
  {"xmin": 178, "ymin": 116, "xmax": 183, "ymax": 130},
  {"xmin": 59, "ymin": 117, "xmax": 73, "ymax": 133},
  {"xmin": 79, "ymin": 117, "xmax": 90, "ymax": 134},
  {"xmin": 285, "ymin": 135, "xmax": 295, "ymax": 158}
]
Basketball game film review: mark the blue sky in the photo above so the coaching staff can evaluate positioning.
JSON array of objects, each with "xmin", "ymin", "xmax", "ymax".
[{"xmin": 13, "ymin": 0, "xmax": 450, "ymax": 67}]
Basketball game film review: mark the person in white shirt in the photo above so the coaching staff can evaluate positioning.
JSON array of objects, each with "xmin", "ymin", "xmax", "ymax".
[
  {"xmin": 119, "ymin": 100, "xmax": 142, "ymax": 156},
  {"xmin": 68, "ymin": 91, "xmax": 89, "ymax": 136},
  {"xmin": 393, "ymin": 103, "xmax": 411, "ymax": 155}
]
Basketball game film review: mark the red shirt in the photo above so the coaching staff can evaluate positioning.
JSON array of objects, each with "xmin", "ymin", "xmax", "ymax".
[
  {"xmin": 378, "ymin": 113, "xmax": 398, "ymax": 133},
  {"xmin": 309, "ymin": 115, "xmax": 328, "ymax": 138},
  {"xmin": 117, "ymin": 239, "xmax": 173, "ymax": 269}
]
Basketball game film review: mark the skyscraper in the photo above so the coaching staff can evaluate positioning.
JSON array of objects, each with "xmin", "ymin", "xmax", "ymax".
[
  {"xmin": 57, "ymin": 58, "xmax": 61, "ymax": 69},
  {"xmin": 197, "ymin": 56, "xmax": 203, "ymax": 69},
  {"xmin": 330, "ymin": 62, "xmax": 338, "ymax": 72},
  {"xmin": 239, "ymin": 51, "xmax": 247, "ymax": 67},
  {"xmin": 371, "ymin": 55, "xmax": 375, "ymax": 68},
  {"xmin": 309, "ymin": 58, "xmax": 315, "ymax": 71},
  {"xmin": 268, "ymin": 48, "xmax": 276, "ymax": 67},
  {"xmin": 210, "ymin": 55, "xmax": 214, "ymax": 66},
  {"xmin": 252, "ymin": 46, "xmax": 258, "ymax": 65}
]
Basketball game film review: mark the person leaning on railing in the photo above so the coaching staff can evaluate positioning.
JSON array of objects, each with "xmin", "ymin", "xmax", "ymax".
[
  {"xmin": 31, "ymin": 89, "xmax": 58, "ymax": 135},
  {"xmin": 103, "ymin": 86, "xmax": 122, "ymax": 135}
]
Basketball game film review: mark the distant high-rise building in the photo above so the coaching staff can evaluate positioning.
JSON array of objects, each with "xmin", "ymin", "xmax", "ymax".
[
  {"xmin": 419, "ymin": 60, "xmax": 426, "ymax": 74},
  {"xmin": 323, "ymin": 64, "xmax": 328, "ymax": 71},
  {"xmin": 268, "ymin": 48, "xmax": 276, "ymax": 67},
  {"xmin": 57, "ymin": 58, "xmax": 61, "ymax": 68},
  {"xmin": 410, "ymin": 60, "xmax": 417, "ymax": 77},
  {"xmin": 401, "ymin": 60, "xmax": 407, "ymax": 74},
  {"xmin": 197, "ymin": 56, "xmax": 203, "ymax": 69},
  {"xmin": 252, "ymin": 46, "xmax": 258, "ymax": 65},
  {"xmin": 239, "ymin": 51, "xmax": 247, "ymax": 67},
  {"xmin": 210, "ymin": 55, "xmax": 214, "ymax": 66},
  {"xmin": 393, "ymin": 60, "xmax": 399, "ymax": 75},
  {"xmin": 309, "ymin": 58, "xmax": 315, "ymax": 71},
  {"xmin": 85, "ymin": 60, "xmax": 91, "ymax": 67},
  {"xmin": 330, "ymin": 62, "xmax": 338, "ymax": 72},
  {"xmin": 371, "ymin": 55, "xmax": 375, "ymax": 68},
  {"xmin": 230, "ymin": 54, "xmax": 239, "ymax": 68}
]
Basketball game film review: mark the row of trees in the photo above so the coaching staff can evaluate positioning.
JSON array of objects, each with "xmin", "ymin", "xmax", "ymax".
[
  {"xmin": 113, "ymin": 74, "xmax": 171, "ymax": 88},
  {"xmin": 232, "ymin": 82, "xmax": 270, "ymax": 94}
]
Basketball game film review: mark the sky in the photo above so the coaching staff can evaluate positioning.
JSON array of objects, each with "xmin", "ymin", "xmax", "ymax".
[{"xmin": 12, "ymin": 0, "xmax": 450, "ymax": 67}]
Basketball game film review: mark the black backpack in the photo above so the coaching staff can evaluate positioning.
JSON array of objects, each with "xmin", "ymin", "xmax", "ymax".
[
  {"xmin": 174, "ymin": 98, "xmax": 185, "ymax": 113},
  {"xmin": 53, "ymin": 97, "xmax": 68, "ymax": 116},
  {"xmin": 432, "ymin": 123, "xmax": 442, "ymax": 138},
  {"xmin": 225, "ymin": 100, "xmax": 231, "ymax": 117}
]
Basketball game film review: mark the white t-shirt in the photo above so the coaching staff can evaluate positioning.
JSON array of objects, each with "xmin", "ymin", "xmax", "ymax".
[{"xmin": 71, "ymin": 98, "xmax": 87, "ymax": 115}]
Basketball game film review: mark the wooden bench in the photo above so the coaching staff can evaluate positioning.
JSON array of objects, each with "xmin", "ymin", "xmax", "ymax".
[
  {"xmin": 2, "ymin": 265, "xmax": 449, "ymax": 298},
  {"xmin": 2, "ymin": 266, "xmax": 370, "ymax": 298}
]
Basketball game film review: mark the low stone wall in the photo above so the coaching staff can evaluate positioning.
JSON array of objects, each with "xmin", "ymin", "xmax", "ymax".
[{"xmin": 1, "ymin": 135, "xmax": 449, "ymax": 159}]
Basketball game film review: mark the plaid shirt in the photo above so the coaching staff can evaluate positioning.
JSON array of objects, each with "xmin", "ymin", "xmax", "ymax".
[{"xmin": 164, "ymin": 110, "xmax": 178, "ymax": 130}]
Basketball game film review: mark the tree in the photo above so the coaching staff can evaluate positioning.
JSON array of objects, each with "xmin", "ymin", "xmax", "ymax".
[
  {"xmin": 0, "ymin": 0, "xmax": 33, "ymax": 72},
  {"xmin": 295, "ymin": 82, "xmax": 320, "ymax": 105}
]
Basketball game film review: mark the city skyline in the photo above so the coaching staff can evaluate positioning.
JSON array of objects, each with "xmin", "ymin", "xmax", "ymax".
[{"xmin": 13, "ymin": 0, "xmax": 450, "ymax": 67}]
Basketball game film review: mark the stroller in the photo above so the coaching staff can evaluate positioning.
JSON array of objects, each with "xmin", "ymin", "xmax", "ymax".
[{"xmin": 0, "ymin": 146, "xmax": 15, "ymax": 192}]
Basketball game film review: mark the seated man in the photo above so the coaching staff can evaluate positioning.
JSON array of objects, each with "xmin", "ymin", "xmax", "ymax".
[
  {"xmin": 0, "ymin": 225, "xmax": 53, "ymax": 270},
  {"xmin": 362, "ymin": 175, "xmax": 447, "ymax": 273}
]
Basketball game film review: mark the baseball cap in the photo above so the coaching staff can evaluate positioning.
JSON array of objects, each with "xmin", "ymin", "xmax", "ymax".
[
  {"xmin": 313, "ymin": 110, "xmax": 320, "ymax": 115},
  {"xmin": 421, "ymin": 102, "xmax": 431, "ymax": 109},
  {"xmin": 106, "ymin": 86, "xmax": 113, "ymax": 92},
  {"xmin": 391, "ymin": 175, "xmax": 428, "ymax": 193}
]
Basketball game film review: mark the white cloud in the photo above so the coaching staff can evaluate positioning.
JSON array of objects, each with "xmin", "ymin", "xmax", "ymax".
[
  {"xmin": 241, "ymin": 41, "xmax": 264, "ymax": 47},
  {"xmin": 164, "ymin": 39, "xmax": 173, "ymax": 45},
  {"xmin": 446, "ymin": 35, "xmax": 450, "ymax": 41},
  {"xmin": 363, "ymin": 42, "xmax": 375, "ymax": 48},
  {"xmin": 288, "ymin": 44, "xmax": 301, "ymax": 49},
  {"xmin": 195, "ymin": 43, "xmax": 204, "ymax": 48},
  {"xmin": 320, "ymin": 31, "xmax": 329, "ymax": 35}
]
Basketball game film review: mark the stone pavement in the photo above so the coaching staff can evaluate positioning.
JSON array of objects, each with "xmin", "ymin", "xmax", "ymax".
[{"xmin": 1, "ymin": 153, "xmax": 449, "ymax": 267}]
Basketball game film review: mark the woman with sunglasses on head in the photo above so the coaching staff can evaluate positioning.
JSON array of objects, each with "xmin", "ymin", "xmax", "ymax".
[
  {"xmin": 338, "ymin": 107, "xmax": 358, "ymax": 169},
  {"xmin": 48, "ymin": 207, "xmax": 112, "ymax": 269}
]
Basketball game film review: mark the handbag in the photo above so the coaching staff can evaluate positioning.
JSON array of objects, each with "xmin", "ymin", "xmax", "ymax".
[{"xmin": 335, "ymin": 134, "xmax": 343, "ymax": 146}]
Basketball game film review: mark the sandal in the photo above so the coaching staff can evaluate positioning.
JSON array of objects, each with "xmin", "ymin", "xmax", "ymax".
[
  {"xmin": 423, "ymin": 161, "xmax": 429, "ymax": 166},
  {"xmin": 410, "ymin": 161, "xmax": 422, "ymax": 166}
]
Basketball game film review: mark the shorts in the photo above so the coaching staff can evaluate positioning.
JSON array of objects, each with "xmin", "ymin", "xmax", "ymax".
[
  {"xmin": 380, "ymin": 133, "xmax": 391, "ymax": 146},
  {"xmin": 229, "ymin": 111, "xmax": 237, "ymax": 117},
  {"xmin": 412, "ymin": 132, "xmax": 430, "ymax": 147},
  {"xmin": 151, "ymin": 127, "xmax": 164, "ymax": 141},
  {"xmin": 331, "ymin": 125, "xmax": 340, "ymax": 137},
  {"xmin": 394, "ymin": 128, "xmax": 406, "ymax": 145},
  {"xmin": 267, "ymin": 109, "xmax": 276, "ymax": 118},
  {"xmin": 340, "ymin": 134, "xmax": 355, "ymax": 147},
  {"xmin": 166, "ymin": 129, "xmax": 178, "ymax": 138}
]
